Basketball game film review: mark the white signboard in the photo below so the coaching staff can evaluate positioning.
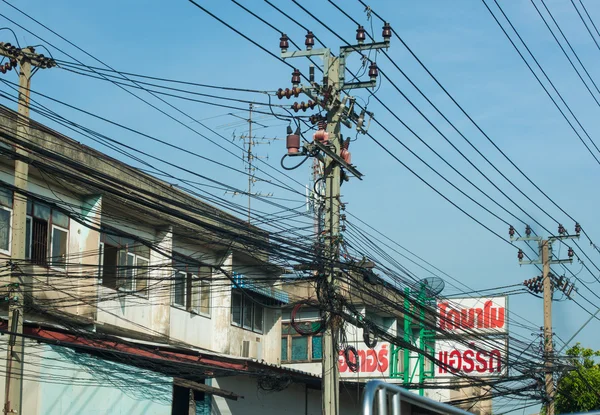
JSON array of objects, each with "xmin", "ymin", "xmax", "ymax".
[
  {"xmin": 437, "ymin": 297, "xmax": 507, "ymax": 335},
  {"xmin": 435, "ymin": 338, "xmax": 508, "ymax": 377},
  {"xmin": 337, "ymin": 342, "xmax": 396, "ymax": 380}
]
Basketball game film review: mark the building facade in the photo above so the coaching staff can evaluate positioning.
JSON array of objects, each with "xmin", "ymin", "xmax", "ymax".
[{"xmin": 0, "ymin": 105, "xmax": 356, "ymax": 415}]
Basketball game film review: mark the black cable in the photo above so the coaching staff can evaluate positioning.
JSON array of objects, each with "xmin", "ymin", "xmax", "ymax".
[
  {"xmin": 482, "ymin": 0, "xmax": 600, "ymax": 164},
  {"xmin": 571, "ymin": 0, "xmax": 600, "ymax": 52}
]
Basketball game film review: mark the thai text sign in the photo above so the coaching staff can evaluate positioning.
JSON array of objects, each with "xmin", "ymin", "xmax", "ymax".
[
  {"xmin": 337, "ymin": 342, "xmax": 392, "ymax": 379},
  {"xmin": 435, "ymin": 338, "xmax": 507, "ymax": 377},
  {"xmin": 437, "ymin": 297, "xmax": 507, "ymax": 335}
]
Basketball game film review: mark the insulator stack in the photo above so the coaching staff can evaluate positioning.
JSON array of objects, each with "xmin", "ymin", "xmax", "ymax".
[
  {"xmin": 509, "ymin": 225, "xmax": 515, "ymax": 238},
  {"xmin": 291, "ymin": 100, "xmax": 316, "ymax": 112},
  {"xmin": 525, "ymin": 225, "xmax": 532, "ymax": 237},
  {"xmin": 382, "ymin": 22, "xmax": 392, "ymax": 43},
  {"xmin": 305, "ymin": 31, "xmax": 315, "ymax": 50},
  {"xmin": 280, "ymin": 33, "xmax": 289, "ymax": 53},
  {"xmin": 368, "ymin": 62, "xmax": 378, "ymax": 81},
  {"xmin": 356, "ymin": 25, "xmax": 366, "ymax": 44},
  {"xmin": 313, "ymin": 122, "xmax": 329, "ymax": 143},
  {"xmin": 276, "ymin": 87, "xmax": 302, "ymax": 99},
  {"xmin": 558, "ymin": 224, "xmax": 566, "ymax": 235},
  {"xmin": 286, "ymin": 126, "xmax": 300, "ymax": 155},
  {"xmin": 517, "ymin": 249, "xmax": 524, "ymax": 261},
  {"xmin": 341, "ymin": 137, "xmax": 351, "ymax": 164},
  {"xmin": 0, "ymin": 59, "xmax": 16, "ymax": 74},
  {"xmin": 575, "ymin": 222, "xmax": 581, "ymax": 234},
  {"xmin": 291, "ymin": 69, "xmax": 301, "ymax": 86}
]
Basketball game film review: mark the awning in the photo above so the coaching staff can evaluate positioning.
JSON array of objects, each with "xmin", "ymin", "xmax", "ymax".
[{"xmin": 232, "ymin": 273, "xmax": 289, "ymax": 304}]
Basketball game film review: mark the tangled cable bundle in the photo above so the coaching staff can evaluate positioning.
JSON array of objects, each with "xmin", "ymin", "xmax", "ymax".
[
  {"xmin": 344, "ymin": 345, "xmax": 359, "ymax": 373},
  {"xmin": 290, "ymin": 301, "xmax": 326, "ymax": 335},
  {"xmin": 257, "ymin": 373, "xmax": 292, "ymax": 392},
  {"xmin": 362, "ymin": 323, "xmax": 378, "ymax": 349}
]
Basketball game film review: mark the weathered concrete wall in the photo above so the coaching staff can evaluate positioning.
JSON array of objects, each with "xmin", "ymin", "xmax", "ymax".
[
  {"xmin": 0, "ymin": 339, "xmax": 173, "ymax": 415},
  {"xmin": 212, "ymin": 376, "xmax": 361, "ymax": 415}
]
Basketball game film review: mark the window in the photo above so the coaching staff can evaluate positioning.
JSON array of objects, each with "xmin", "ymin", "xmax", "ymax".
[
  {"xmin": 291, "ymin": 336, "xmax": 308, "ymax": 360},
  {"xmin": 172, "ymin": 264, "xmax": 211, "ymax": 316},
  {"xmin": 232, "ymin": 291, "xmax": 242, "ymax": 325},
  {"xmin": 50, "ymin": 226, "xmax": 68, "ymax": 267},
  {"xmin": 281, "ymin": 322, "xmax": 322, "ymax": 363},
  {"xmin": 0, "ymin": 187, "xmax": 12, "ymax": 254},
  {"xmin": 99, "ymin": 231, "xmax": 150, "ymax": 295},
  {"xmin": 173, "ymin": 271, "xmax": 186, "ymax": 307},
  {"xmin": 281, "ymin": 337, "xmax": 288, "ymax": 361},
  {"xmin": 25, "ymin": 201, "xmax": 69, "ymax": 267},
  {"xmin": 230, "ymin": 290, "xmax": 264, "ymax": 333}
]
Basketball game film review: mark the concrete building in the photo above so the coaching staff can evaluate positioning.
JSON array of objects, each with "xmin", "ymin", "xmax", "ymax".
[
  {"xmin": 280, "ymin": 282, "xmax": 493, "ymax": 415},
  {"xmin": 0, "ymin": 104, "xmax": 361, "ymax": 415},
  {"xmin": 0, "ymin": 101, "xmax": 493, "ymax": 414}
]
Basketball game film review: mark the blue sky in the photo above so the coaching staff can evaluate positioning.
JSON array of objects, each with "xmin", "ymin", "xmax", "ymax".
[{"xmin": 2, "ymin": 0, "xmax": 600, "ymax": 412}]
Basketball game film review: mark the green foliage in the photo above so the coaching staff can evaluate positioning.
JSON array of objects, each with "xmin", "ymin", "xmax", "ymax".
[{"xmin": 555, "ymin": 343, "xmax": 600, "ymax": 414}]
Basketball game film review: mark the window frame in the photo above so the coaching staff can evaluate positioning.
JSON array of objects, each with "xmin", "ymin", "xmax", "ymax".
[
  {"xmin": 0, "ymin": 205, "xmax": 12, "ymax": 255},
  {"xmin": 170, "ymin": 262, "xmax": 212, "ymax": 318},
  {"xmin": 99, "ymin": 231, "xmax": 150, "ymax": 297},
  {"xmin": 49, "ymin": 223, "xmax": 69, "ymax": 271},
  {"xmin": 25, "ymin": 216, "xmax": 32, "ymax": 259},
  {"xmin": 281, "ymin": 321, "xmax": 323, "ymax": 363},
  {"xmin": 230, "ymin": 290, "xmax": 264, "ymax": 334},
  {"xmin": 188, "ymin": 273, "xmax": 211, "ymax": 318},
  {"xmin": 171, "ymin": 270, "xmax": 187, "ymax": 308},
  {"xmin": 25, "ymin": 201, "xmax": 70, "ymax": 268},
  {"xmin": 135, "ymin": 255, "xmax": 150, "ymax": 296}
]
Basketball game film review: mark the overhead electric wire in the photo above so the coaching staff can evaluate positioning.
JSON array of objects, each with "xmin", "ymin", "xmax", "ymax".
[
  {"xmin": 531, "ymin": 0, "xmax": 600, "ymax": 114},
  {"xmin": 481, "ymin": 0, "xmax": 600, "ymax": 164},
  {"xmin": 0, "ymin": 0, "xmax": 580, "ymax": 404},
  {"xmin": 357, "ymin": 0, "xmax": 600, "ymax": 259},
  {"xmin": 571, "ymin": 0, "xmax": 600, "ymax": 52},
  {"xmin": 0, "ymin": 1, "xmax": 312, "ymax": 203}
]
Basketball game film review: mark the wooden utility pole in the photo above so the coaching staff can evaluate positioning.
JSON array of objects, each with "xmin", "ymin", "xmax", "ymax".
[
  {"xmin": 511, "ymin": 224, "xmax": 580, "ymax": 415},
  {"xmin": 0, "ymin": 43, "xmax": 54, "ymax": 414}
]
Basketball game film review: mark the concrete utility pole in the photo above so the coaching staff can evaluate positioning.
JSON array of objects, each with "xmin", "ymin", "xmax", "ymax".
[
  {"xmin": 541, "ymin": 240, "xmax": 554, "ymax": 415},
  {"xmin": 280, "ymin": 24, "xmax": 392, "ymax": 415},
  {"xmin": 0, "ymin": 42, "xmax": 55, "ymax": 414},
  {"xmin": 511, "ymin": 224, "xmax": 580, "ymax": 415}
]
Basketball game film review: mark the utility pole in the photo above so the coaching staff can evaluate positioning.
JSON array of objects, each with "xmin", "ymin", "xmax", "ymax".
[
  {"xmin": 0, "ymin": 43, "xmax": 55, "ymax": 414},
  {"xmin": 541, "ymin": 240, "xmax": 554, "ymax": 415},
  {"xmin": 280, "ymin": 23, "xmax": 392, "ymax": 415},
  {"xmin": 511, "ymin": 223, "xmax": 580, "ymax": 415},
  {"xmin": 247, "ymin": 103, "xmax": 253, "ymax": 223}
]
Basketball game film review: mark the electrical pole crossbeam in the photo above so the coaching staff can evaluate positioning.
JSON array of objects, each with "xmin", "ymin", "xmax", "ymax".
[
  {"xmin": 342, "ymin": 81, "xmax": 376, "ymax": 90},
  {"xmin": 519, "ymin": 259, "xmax": 572, "ymax": 265},
  {"xmin": 311, "ymin": 141, "xmax": 362, "ymax": 179},
  {"xmin": 339, "ymin": 41, "xmax": 389, "ymax": 54},
  {"xmin": 0, "ymin": 43, "xmax": 56, "ymax": 69}
]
